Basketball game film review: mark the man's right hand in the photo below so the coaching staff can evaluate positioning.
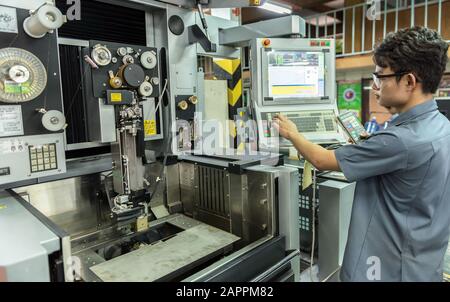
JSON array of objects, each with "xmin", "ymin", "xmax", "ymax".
[{"xmin": 348, "ymin": 132, "xmax": 370, "ymax": 144}]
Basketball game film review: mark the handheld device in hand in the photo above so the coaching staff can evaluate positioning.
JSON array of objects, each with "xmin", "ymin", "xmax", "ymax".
[{"xmin": 336, "ymin": 112, "xmax": 368, "ymax": 144}]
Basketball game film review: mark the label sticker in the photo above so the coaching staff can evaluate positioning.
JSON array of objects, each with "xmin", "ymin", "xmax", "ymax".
[
  {"xmin": 0, "ymin": 105, "xmax": 24, "ymax": 137},
  {"xmin": 144, "ymin": 120, "xmax": 157, "ymax": 136},
  {"xmin": 4, "ymin": 81, "xmax": 31, "ymax": 94},
  {"xmin": 0, "ymin": 6, "xmax": 18, "ymax": 34},
  {"xmin": 110, "ymin": 93, "xmax": 122, "ymax": 102}
]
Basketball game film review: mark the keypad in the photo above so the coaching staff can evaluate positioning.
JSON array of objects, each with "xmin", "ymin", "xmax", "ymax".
[{"xmin": 29, "ymin": 144, "xmax": 57, "ymax": 173}]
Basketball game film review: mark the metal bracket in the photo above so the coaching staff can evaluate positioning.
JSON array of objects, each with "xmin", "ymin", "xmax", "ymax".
[{"xmin": 188, "ymin": 24, "xmax": 217, "ymax": 52}]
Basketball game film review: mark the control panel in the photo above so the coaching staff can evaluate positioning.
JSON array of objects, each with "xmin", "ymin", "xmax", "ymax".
[{"xmin": 0, "ymin": 133, "xmax": 66, "ymax": 185}]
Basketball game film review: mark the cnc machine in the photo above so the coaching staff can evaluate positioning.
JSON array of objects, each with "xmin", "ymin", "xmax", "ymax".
[{"xmin": 0, "ymin": 0, "xmax": 306, "ymax": 282}]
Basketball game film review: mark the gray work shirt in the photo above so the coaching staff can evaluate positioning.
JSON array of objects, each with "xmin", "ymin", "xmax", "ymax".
[{"xmin": 335, "ymin": 100, "xmax": 450, "ymax": 282}]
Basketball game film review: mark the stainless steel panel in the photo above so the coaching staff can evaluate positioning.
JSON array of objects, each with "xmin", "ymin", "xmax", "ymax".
[
  {"xmin": 228, "ymin": 173, "xmax": 245, "ymax": 240},
  {"xmin": 166, "ymin": 163, "xmax": 181, "ymax": 208},
  {"xmin": 245, "ymin": 170, "xmax": 273, "ymax": 242},
  {"xmin": 179, "ymin": 162, "xmax": 195, "ymax": 215},
  {"xmin": 318, "ymin": 180, "xmax": 355, "ymax": 282},
  {"xmin": 14, "ymin": 174, "xmax": 113, "ymax": 237}
]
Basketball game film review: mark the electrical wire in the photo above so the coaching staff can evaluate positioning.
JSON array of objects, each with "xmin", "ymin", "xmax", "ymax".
[
  {"xmin": 147, "ymin": 82, "xmax": 172, "ymax": 204},
  {"xmin": 321, "ymin": 266, "xmax": 341, "ymax": 282}
]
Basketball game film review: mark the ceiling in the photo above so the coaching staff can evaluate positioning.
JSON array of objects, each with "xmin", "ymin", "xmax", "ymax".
[{"xmin": 241, "ymin": 0, "xmax": 346, "ymax": 24}]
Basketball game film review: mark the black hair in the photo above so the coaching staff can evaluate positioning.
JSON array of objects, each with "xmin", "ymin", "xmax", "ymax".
[{"xmin": 373, "ymin": 26, "xmax": 449, "ymax": 94}]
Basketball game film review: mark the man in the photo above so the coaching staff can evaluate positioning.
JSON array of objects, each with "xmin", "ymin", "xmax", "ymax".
[{"xmin": 273, "ymin": 27, "xmax": 450, "ymax": 282}]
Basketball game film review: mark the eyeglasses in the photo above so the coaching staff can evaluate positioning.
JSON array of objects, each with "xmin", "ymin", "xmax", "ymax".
[{"xmin": 372, "ymin": 71, "xmax": 411, "ymax": 89}]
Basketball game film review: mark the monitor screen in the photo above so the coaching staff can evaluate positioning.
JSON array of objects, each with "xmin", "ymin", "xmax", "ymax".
[{"xmin": 267, "ymin": 50, "xmax": 325, "ymax": 99}]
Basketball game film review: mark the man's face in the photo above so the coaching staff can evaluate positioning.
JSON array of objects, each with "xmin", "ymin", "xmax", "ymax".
[{"xmin": 372, "ymin": 66, "xmax": 411, "ymax": 111}]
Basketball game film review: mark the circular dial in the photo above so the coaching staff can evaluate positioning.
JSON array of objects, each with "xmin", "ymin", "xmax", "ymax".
[
  {"xmin": 0, "ymin": 47, "xmax": 47, "ymax": 103},
  {"xmin": 122, "ymin": 64, "xmax": 145, "ymax": 88}
]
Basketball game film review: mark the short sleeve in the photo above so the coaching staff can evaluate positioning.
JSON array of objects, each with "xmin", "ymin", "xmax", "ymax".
[{"xmin": 334, "ymin": 132, "xmax": 408, "ymax": 182}]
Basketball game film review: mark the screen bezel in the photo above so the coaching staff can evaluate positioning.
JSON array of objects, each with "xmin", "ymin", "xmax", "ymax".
[{"xmin": 261, "ymin": 48, "xmax": 329, "ymax": 105}]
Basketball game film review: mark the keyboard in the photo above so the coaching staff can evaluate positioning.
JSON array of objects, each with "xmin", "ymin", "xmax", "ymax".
[{"xmin": 269, "ymin": 110, "xmax": 337, "ymax": 134}]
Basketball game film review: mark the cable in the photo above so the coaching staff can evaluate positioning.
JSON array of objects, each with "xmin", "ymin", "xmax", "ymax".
[
  {"xmin": 101, "ymin": 172, "xmax": 114, "ymax": 209},
  {"xmin": 147, "ymin": 83, "xmax": 173, "ymax": 204},
  {"xmin": 154, "ymin": 78, "xmax": 168, "ymax": 115},
  {"xmin": 321, "ymin": 266, "xmax": 341, "ymax": 282}
]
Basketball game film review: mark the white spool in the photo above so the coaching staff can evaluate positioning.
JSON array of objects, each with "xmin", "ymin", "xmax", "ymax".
[
  {"xmin": 23, "ymin": 4, "xmax": 64, "ymax": 38},
  {"xmin": 139, "ymin": 82, "xmax": 153, "ymax": 97},
  {"xmin": 140, "ymin": 51, "xmax": 157, "ymax": 69},
  {"xmin": 42, "ymin": 110, "xmax": 66, "ymax": 132}
]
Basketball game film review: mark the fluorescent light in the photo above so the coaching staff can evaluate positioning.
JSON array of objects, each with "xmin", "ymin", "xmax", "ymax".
[
  {"xmin": 260, "ymin": 2, "xmax": 292, "ymax": 15},
  {"xmin": 307, "ymin": 15, "xmax": 341, "ymax": 27}
]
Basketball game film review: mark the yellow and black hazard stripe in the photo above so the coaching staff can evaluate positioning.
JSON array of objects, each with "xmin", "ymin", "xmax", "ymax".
[{"xmin": 213, "ymin": 58, "xmax": 243, "ymax": 149}]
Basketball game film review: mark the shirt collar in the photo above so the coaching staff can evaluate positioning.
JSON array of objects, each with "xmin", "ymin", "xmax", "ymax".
[{"xmin": 390, "ymin": 99, "xmax": 438, "ymax": 126}]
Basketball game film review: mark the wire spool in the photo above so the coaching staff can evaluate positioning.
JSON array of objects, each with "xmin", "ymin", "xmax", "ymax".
[
  {"xmin": 138, "ymin": 82, "xmax": 153, "ymax": 97},
  {"xmin": 41, "ymin": 110, "xmax": 66, "ymax": 132},
  {"xmin": 140, "ymin": 51, "xmax": 157, "ymax": 69},
  {"xmin": 92, "ymin": 45, "xmax": 112, "ymax": 66},
  {"xmin": 23, "ymin": 3, "xmax": 65, "ymax": 38},
  {"xmin": 0, "ymin": 47, "xmax": 47, "ymax": 103}
]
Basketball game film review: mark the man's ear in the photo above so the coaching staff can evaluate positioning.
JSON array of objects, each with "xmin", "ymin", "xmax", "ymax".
[{"xmin": 405, "ymin": 73, "xmax": 418, "ymax": 91}]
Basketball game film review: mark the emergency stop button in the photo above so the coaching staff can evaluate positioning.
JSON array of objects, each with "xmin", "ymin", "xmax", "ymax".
[{"xmin": 262, "ymin": 39, "xmax": 271, "ymax": 47}]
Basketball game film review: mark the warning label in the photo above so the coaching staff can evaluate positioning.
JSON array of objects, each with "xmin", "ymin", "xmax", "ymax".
[{"xmin": 0, "ymin": 105, "xmax": 24, "ymax": 137}]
